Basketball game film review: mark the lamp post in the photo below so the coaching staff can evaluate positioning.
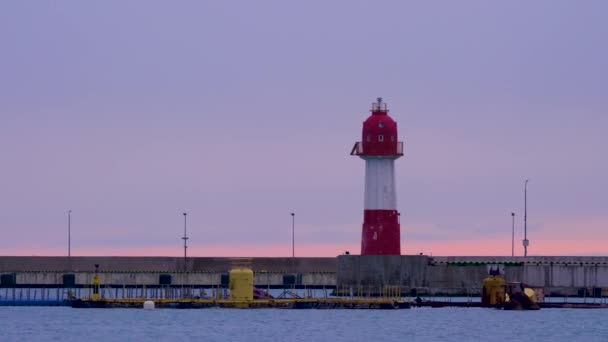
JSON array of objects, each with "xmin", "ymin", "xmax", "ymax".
[
  {"xmin": 511, "ymin": 212, "xmax": 515, "ymax": 257},
  {"xmin": 68, "ymin": 210, "xmax": 72, "ymax": 257},
  {"xmin": 523, "ymin": 179, "xmax": 529, "ymax": 257},
  {"xmin": 291, "ymin": 213, "xmax": 295, "ymax": 258},
  {"xmin": 182, "ymin": 212, "xmax": 188, "ymax": 272}
]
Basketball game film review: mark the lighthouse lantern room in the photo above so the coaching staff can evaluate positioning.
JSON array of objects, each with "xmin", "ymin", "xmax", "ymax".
[{"xmin": 350, "ymin": 98, "xmax": 404, "ymax": 255}]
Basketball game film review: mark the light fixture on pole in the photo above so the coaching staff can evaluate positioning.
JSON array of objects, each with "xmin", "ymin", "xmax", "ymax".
[
  {"xmin": 523, "ymin": 179, "xmax": 529, "ymax": 257},
  {"xmin": 182, "ymin": 212, "xmax": 188, "ymax": 272},
  {"xmin": 511, "ymin": 212, "xmax": 515, "ymax": 257}
]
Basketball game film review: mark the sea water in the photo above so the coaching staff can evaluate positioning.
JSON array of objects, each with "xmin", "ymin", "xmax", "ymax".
[{"xmin": 1, "ymin": 307, "xmax": 608, "ymax": 342}]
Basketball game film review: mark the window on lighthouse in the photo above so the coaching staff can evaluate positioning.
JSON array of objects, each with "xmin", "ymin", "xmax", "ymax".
[
  {"xmin": 366, "ymin": 134, "xmax": 371, "ymax": 142},
  {"xmin": 378, "ymin": 135, "xmax": 384, "ymax": 142},
  {"xmin": 391, "ymin": 135, "xmax": 395, "ymax": 142},
  {"xmin": 379, "ymin": 122, "xmax": 385, "ymax": 128}
]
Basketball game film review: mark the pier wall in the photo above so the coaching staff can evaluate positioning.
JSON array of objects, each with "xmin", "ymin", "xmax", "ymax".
[
  {"xmin": 337, "ymin": 255, "xmax": 608, "ymax": 296},
  {"xmin": 7, "ymin": 272, "xmax": 335, "ymax": 288},
  {"xmin": 0, "ymin": 256, "xmax": 336, "ymax": 273},
  {"xmin": 0, "ymin": 257, "xmax": 336, "ymax": 288},
  {"xmin": 4, "ymin": 256, "xmax": 608, "ymax": 295}
]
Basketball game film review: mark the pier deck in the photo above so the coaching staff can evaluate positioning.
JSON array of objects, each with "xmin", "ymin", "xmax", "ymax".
[{"xmin": 70, "ymin": 297, "xmax": 410, "ymax": 309}]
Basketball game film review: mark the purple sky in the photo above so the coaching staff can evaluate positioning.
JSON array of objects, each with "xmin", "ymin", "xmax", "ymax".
[{"xmin": 1, "ymin": 1, "xmax": 607, "ymax": 257}]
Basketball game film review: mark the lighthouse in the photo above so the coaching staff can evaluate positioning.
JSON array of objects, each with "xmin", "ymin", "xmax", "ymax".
[{"xmin": 350, "ymin": 98, "xmax": 404, "ymax": 255}]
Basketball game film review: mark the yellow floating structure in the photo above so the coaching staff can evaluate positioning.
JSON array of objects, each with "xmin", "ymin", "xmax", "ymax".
[
  {"xmin": 229, "ymin": 267, "xmax": 254, "ymax": 301},
  {"xmin": 72, "ymin": 265, "xmax": 409, "ymax": 309},
  {"xmin": 481, "ymin": 275, "xmax": 506, "ymax": 306}
]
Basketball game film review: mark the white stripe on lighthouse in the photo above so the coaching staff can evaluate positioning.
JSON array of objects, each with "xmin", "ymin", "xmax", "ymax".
[{"xmin": 364, "ymin": 158, "xmax": 397, "ymax": 210}]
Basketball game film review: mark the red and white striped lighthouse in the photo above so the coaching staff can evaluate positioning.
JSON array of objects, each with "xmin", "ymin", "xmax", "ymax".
[{"xmin": 350, "ymin": 98, "xmax": 404, "ymax": 255}]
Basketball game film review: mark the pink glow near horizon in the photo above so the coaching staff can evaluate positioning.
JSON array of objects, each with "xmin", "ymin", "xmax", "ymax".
[
  {"xmin": 2, "ymin": 217, "xmax": 606, "ymax": 257},
  {"xmin": 4, "ymin": 237, "xmax": 607, "ymax": 257}
]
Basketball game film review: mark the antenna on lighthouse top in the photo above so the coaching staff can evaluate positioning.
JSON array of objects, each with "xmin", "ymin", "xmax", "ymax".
[{"xmin": 372, "ymin": 97, "xmax": 388, "ymax": 112}]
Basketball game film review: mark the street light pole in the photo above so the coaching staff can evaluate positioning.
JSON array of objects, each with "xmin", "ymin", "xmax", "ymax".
[
  {"xmin": 291, "ymin": 213, "xmax": 295, "ymax": 258},
  {"xmin": 511, "ymin": 212, "xmax": 515, "ymax": 257},
  {"xmin": 182, "ymin": 212, "xmax": 188, "ymax": 272},
  {"xmin": 523, "ymin": 179, "xmax": 529, "ymax": 257},
  {"xmin": 68, "ymin": 210, "xmax": 72, "ymax": 257}
]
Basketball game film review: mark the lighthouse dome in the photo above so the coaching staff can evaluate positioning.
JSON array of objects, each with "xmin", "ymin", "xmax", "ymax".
[{"xmin": 360, "ymin": 98, "xmax": 400, "ymax": 156}]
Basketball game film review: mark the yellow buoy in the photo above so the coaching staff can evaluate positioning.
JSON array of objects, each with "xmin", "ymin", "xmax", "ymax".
[
  {"xmin": 229, "ymin": 267, "xmax": 254, "ymax": 301},
  {"xmin": 481, "ymin": 275, "xmax": 506, "ymax": 306}
]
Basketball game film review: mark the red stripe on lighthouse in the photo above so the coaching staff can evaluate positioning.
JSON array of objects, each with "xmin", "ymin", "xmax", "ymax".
[{"xmin": 361, "ymin": 210, "xmax": 400, "ymax": 255}]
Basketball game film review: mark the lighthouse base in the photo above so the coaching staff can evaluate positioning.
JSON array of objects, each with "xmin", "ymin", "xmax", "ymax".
[{"xmin": 361, "ymin": 210, "xmax": 401, "ymax": 255}]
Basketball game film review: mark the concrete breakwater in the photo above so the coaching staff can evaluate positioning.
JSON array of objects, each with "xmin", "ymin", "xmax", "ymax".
[
  {"xmin": 338, "ymin": 255, "xmax": 608, "ymax": 296},
  {"xmin": 3, "ymin": 256, "xmax": 608, "ymax": 296},
  {"xmin": 0, "ymin": 256, "xmax": 337, "ymax": 289}
]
